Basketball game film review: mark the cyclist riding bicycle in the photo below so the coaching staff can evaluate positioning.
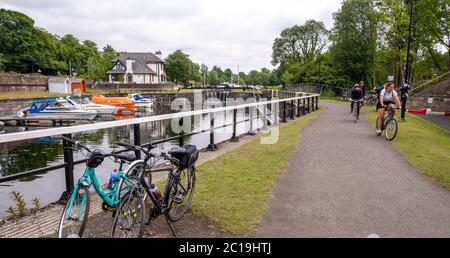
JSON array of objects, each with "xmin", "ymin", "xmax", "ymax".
[
  {"xmin": 350, "ymin": 83, "xmax": 363, "ymax": 113},
  {"xmin": 376, "ymin": 82, "xmax": 401, "ymax": 136},
  {"xmin": 359, "ymin": 81, "xmax": 366, "ymax": 101}
]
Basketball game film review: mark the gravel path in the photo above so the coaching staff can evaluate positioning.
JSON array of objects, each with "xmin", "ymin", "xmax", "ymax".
[{"xmin": 257, "ymin": 101, "xmax": 450, "ymax": 238}]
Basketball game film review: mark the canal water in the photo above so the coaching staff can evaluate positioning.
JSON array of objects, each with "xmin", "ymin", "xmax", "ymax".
[{"xmin": 0, "ymin": 94, "xmax": 269, "ymax": 218}]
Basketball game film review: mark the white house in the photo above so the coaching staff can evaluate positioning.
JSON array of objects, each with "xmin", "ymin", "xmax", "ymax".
[{"xmin": 107, "ymin": 51, "xmax": 166, "ymax": 84}]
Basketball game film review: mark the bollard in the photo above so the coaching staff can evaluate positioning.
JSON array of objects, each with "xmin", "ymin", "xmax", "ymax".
[
  {"xmin": 207, "ymin": 112, "xmax": 218, "ymax": 151},
  {"xmin": 231, "ymin": 108, "xmax": 239, "ymax": 142}
]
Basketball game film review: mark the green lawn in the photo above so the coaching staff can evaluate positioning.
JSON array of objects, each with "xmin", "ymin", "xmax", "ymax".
[
  {"xmin": 364, "ymin": 107, "xmax": 450, "ymax": 189},
  {"xmin": 189, "ymin": 109, "xmax": 323, "ymax": 236},
  {"xmin": 0, "ymin": 91, "xmax": 63, "ymax": 100}
]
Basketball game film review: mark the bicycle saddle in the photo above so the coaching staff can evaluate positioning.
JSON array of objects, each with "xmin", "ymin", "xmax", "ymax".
[{"xmin": 116, "ymin": 152, "xmax": 136, "ymax": 162}]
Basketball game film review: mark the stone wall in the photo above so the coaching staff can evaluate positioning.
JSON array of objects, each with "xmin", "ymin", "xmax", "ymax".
[{"xmin": 0, "ymin": 75, "xmax": 48, "ymax": 92}]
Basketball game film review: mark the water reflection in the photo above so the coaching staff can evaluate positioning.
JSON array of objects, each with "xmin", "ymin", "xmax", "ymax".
[{"xmin": 0, "ymin": 98, "xmax": 268, "ymax": 218}]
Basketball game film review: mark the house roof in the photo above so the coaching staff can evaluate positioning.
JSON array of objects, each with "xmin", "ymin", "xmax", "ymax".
[
  {"xmin": 107, "ymin": 52, "xmax": 163, "ymax": 75},
  {"xmin": 48, "ymin": 77, "xmax": 69, "ymax": 83},
  {"xmin": 48, "ymin": 77, "xmax": 86, "ymax": 83}
]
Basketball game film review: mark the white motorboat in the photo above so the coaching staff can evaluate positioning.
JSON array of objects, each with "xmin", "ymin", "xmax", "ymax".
[
  {"xmin": 128, "ymin": 94, "xmax": 155, "ymax": 109},
  {"xmin": 17, "ymin": 98, "xmax": 98, "ymax": 121},
  {"xmin": 66, "ymin": 96, "xmax": 122, "ymax": 115}
]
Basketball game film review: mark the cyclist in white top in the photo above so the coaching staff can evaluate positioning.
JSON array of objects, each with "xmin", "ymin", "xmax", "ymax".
[{"xmin": 376, "ymin": 82, "xmax": 401, "ymax": 136}]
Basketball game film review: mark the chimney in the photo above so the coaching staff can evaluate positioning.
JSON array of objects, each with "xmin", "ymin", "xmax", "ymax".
[{"xmin": 155, "ymin": 50, "xmax": 162, "ymax": 60}]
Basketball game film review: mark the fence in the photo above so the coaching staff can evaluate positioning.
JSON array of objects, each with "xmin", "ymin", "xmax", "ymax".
[
  {"xmin": 0, "ymin": 91, "xmax": 320, "ymax": 202},
  {"xmin": 0, "ymin": 75, "xmax": 48, "ymax": 93},
  {"xmin": 285, "ymin": 83, "xmax": 347, "ymax": 98}
]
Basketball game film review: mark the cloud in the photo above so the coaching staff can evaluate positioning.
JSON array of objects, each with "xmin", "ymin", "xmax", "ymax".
[{"xmin": 1, "ymin": 0, "xmax": 341, "ymax": 73}]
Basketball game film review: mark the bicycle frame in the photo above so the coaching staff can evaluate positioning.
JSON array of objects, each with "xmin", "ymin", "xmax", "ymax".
[
  {"xmin": 381, "ymin": 109, "xmax": 395, "ymax": 130},
  {"xmin": 65, "ymin": 166, "xmax": 137, "ymax": 220}
]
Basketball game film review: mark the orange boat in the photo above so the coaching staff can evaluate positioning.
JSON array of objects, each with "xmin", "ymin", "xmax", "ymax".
[{"xmin": 91, "ymin": 95, "xmax": 136, "ymax": 110}]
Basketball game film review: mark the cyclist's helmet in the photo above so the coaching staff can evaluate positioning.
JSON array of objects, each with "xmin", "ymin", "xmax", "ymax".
[{"xmin": 359, "ymin": 81, "xmax": 364, "ymax": 85}]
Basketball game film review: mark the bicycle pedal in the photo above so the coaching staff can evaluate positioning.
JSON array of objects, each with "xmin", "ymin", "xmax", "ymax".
[{"xmin": 101, "ymin": 202, "xmax": 115, "ymax": 212}]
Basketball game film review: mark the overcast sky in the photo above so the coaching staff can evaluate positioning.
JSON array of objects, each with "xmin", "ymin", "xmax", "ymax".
[{"xmin": 1, "ymin": 0, "xmax": 342, "ymax": 73}]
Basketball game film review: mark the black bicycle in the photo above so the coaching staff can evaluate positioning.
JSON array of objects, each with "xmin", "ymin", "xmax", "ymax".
[
  {"xmin": 365, "ymin": 93, "xmax": 378, "ymax": 107},
  {"xmin": 111, "ymin": 142, "xmax": 199, "ymax": 237},
  {"xmin": 376, "ymin": 106, "xmax": 400, "ymax": 141}
]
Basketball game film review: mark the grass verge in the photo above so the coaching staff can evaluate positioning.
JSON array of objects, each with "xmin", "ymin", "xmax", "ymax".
[
  {"xmin": 189, "ymin": 109, "xmax": 323, "ymax": 236},
  {"xmin": 364, "ymin": 106, "xmax": 450, "ymax": 189}
]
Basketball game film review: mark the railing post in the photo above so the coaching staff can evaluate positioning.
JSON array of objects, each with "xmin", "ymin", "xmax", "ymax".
[
  {"xmin": 316, "ymin": 96, "xmax": 319, "ymax": 110},
  {"xmin": 248, "ymin": 106, "xmax": 256, "ymax": 135},
  {"xmin": 303, "ymin": 98, "xmax": 306, "ymax": 115},
  {"xmin": 179, "ymin": 116, "xmax": 185, "ymax": 146},
  {"xmin": 297, "ymin": 98, "xmax": 301, "ymax": 117},
  {"xmin": 290, "ymin": 99, "xmax": 295, "ymax": 119},
  {"xmin": 59, "ymin": 133, "xmax": 74, "ymax": 203},
  {"xmin": 133, "ymin": 124, "xmax": 141, "ymax": 159},
  {"xmin": 231, "ymin": 107, "xmax": 239, "ymax": 142},
  {"xmin": 307, "ymin": 97, "xmax": 311, "ymax": 113},
  {"xmin": 282, "ymin": 101, "xmax": 287, "ymax": 122},
  {"xmin": 311, "ymin": 97, "xmax": 315, "ymax": 112},
  {"xmin": 207, "ymin": 112, "xmax": 218, "ymax": 151},
  {"xmin": 262, "ymin": 103, "xmax": 268, "ymax": 129}
]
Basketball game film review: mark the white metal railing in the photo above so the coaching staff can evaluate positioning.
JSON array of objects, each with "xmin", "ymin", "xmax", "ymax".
[{"xmin": 0, "ymin": 92, "xmax": 319, "ymax": 144}]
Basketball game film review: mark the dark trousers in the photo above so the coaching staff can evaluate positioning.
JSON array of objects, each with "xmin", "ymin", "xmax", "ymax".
[{"xmin": 401, "ymin": 96, "xmax": 407, "ymax": 119}]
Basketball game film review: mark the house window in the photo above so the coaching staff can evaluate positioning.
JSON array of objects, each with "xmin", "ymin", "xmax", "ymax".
[
  {"xmin": 115, "ymin": 62, "xmax": 124, "ymax": 70},
  {"xmin": 127, "ymin": 74, "xmax": 133, "ymax": 83}
]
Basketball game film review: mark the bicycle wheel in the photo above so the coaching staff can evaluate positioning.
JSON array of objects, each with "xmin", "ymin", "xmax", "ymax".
[
  {"xmin": 385, "ymin": 118, "xmax": 398, "ymax": 141},
  {"xmin": 167, "ymin": 167, "xmax": 196, "ymax": 222},
  {"xmin": 57, "ymin": 185, "xmax": 90, "ymax": 238},
  {"xmin": 111, "ymin": 187, "xmax": 145, "ymax": 238}
]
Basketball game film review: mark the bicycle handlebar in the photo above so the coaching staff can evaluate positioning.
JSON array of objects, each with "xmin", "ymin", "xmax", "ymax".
[{"xmin": 60, "ymin": 136, "xmax": 91, "ymax": 152}]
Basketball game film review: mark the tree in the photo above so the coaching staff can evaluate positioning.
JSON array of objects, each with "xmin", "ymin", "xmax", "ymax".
[
  {"xmin": 165, "ymin": 49, "xmax": 199, "ymax": 86},
  {"xmin": 208, "ymin": 70, "xmax": 220, "ymax": 85},
  {"xmin": 272, "ymin": 20, "xmax": 330, "ymax": 66},
  {"xmin": 414, "ymin": 0, "xmax": 450, "ymax": 70},
  {"xmin": 330, "ymin": 0, "xmax": 378, "ymax": 87},
  {"xmin": 224, "ymin": 68, "xmax": 233, "ymax": 83}
]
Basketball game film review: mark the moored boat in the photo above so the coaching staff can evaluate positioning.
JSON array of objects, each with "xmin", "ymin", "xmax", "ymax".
[
  {"xmin": 17, "ymin": 98, "xmax": 98, "ymax": 121},
  {"xmin": 127, "ymin": 93, "xmax": 155, "ymax": 110},
  {"xmin": 91, "ymin": 95, "xmax": 136, "ymax": 110},
  {"xmin": 66, "ymin": 96, "xmax": 122, "ymax": 115}
]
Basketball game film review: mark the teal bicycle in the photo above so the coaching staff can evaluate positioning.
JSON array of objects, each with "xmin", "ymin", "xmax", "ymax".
[
  {"xmin": 376, "ymin": 106, "xmax": 400, "ymax": 141},
  {"xmin": 56, "ymin": 136, "xmax": 145, "ymax": 238}
]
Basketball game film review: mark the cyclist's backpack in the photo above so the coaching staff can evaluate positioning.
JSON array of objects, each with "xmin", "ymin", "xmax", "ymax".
[{"xmin": 173, "ymin": 144, "xmax": 199, "ymax": 169}]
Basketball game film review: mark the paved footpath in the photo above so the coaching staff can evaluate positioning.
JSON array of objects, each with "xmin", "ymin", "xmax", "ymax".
[{"xmin": 258, "ymin": 101, "xmax": 450, "ymax": 238}]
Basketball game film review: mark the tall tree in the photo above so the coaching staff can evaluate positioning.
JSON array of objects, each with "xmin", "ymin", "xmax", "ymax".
[
  {"xmin": 165, "ymin": 49, "xmax": 200, "ymax": 86},
  {"xmin": 330, "ymin": 0, "xmax": 378, "ymax": 87},
  {"xmin": 272, "ymin": 20, "xmax": 330, "ymax": 66}
]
